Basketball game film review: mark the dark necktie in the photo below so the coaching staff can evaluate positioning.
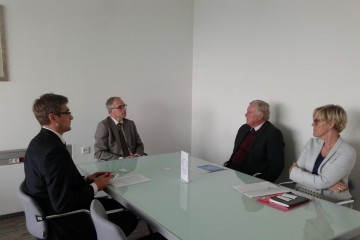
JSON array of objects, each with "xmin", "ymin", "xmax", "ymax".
[
  {"xmin": 231, "ymin": 128, "xmax": 256, "ymax": 167},
  {"xmin": 117, "ymin": 123, "xmax": 130, "ymax": 157}
]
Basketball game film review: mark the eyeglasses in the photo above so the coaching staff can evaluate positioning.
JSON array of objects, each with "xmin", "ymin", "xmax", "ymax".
[
  {"xmin": 56, "ymin": 111, "xmax": 72, "ymax": 115},
  {"xmin": 110, "ymin": 104, "xmax": 127, "ymax": 110},
  {"xmin": 312, "ymin": 119, "xmax": 323, "ymax": 125}
]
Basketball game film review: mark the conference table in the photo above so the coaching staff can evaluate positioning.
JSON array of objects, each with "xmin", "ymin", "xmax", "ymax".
[{"xmin": 78, "ymin": 152, "xmax": 360, "ymax": 240}]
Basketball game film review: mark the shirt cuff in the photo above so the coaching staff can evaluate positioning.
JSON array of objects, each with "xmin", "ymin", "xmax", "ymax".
[{"xmin": 90, "ymin": 183, "xmax": 98, "ymax": 195}]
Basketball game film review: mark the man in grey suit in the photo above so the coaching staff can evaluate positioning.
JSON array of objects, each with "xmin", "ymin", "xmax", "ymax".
[{"xmin": 94, "ymin": 97, "xmax": 144, "ymax": 160}]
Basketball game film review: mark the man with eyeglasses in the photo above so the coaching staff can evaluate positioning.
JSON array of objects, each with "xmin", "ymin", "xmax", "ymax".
[
  {"xmin": 23, "ymin": 93, "xmax": 138, "ymax": 239},
  {"xmin": 94, "ymin": 96, "xmax": 144, "ymax": 160}
]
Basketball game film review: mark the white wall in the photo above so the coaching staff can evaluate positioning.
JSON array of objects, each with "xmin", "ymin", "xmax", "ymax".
[
  {"xmin": 0, "ymin": 0, "xmax": 193, "ymax": 161},
  {"xmin": 2, "ymin": 0, "xmax": 360, "ymax": 215},
  {"xmin": 0, "ymin": 0, "xmax": 193, "ymax": 215},
  {"xmin": 192, "ymin": 0, "xmax": 360, "ymax": 193}
]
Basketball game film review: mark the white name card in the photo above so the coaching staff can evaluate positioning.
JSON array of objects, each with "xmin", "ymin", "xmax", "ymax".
[{"xmin": 180, "ymin": 151, "xmax": 190, "ymax": 183}]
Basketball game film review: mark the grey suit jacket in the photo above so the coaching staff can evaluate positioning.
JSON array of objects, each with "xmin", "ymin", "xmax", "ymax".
[
  {"xmin": 290, "ymin": 137, "xmax": 356, "ymax": 201},
  {"xmin": 94, "ymin": 117, "xmax": 144, "ymax": 160}
]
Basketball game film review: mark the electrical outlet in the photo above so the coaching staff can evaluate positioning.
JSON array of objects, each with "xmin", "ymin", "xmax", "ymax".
[
  {"xmin": 8, "ymin": 158, "xmax": 20, "ymax": 164},
  {"xmin": 81, "ymin": 146, "xmax": 91, "ymax": 154}
]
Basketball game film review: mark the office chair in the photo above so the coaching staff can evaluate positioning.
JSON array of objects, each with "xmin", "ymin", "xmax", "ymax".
[
  {"xmin": 90, "ymin": 199, "xmax": 167, "ymax": 240},
  {"xmin": 17, "ymin": 181, "xmax": 90, "ymax": 239},
  {"xmin": 279, "ymin": 181, "xmax": 355, "ymax": 208}
]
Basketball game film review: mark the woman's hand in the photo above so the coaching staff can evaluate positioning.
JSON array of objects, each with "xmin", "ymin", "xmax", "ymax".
[
  {"xmin": 289, "ymin": 162, "xmax": 298, "ymax": 174},
  {"xmin": 329, "ymin": 181, "xmax": 348, "ymax": 193}
]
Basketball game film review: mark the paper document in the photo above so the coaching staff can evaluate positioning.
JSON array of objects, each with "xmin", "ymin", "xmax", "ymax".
[
  {"xmin": 197, "ymin": 164, "xmax": 226, "ymax": 173},
  {"xmin": 233, "ymin": 182, "xmax": 288, "ymax": 198},
  {"xmin": 110, "ymin": 174, "xmax": 152, "ymax": 188}
]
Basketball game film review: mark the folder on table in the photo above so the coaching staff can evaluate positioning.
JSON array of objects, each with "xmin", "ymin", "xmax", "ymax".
[
  {"xmin": 232, "ymin": 181, "xmax": 288, "ymax": 198},
  {"xmin": 269, "ymin": 193, "xmax": 310, "ymax": 208}
]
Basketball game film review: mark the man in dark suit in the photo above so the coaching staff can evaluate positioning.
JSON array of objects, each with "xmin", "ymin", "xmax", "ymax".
[
  {"xmin": 224, "ymin": 100, "xmax": 285, "ymax": 182},
  {"xmin": 94, "ymin": 96, "xmax": 144, "ymax": 160},
  {"xmin": 23, "ymin": 93, "xmax": 138, "ymax": 240}
]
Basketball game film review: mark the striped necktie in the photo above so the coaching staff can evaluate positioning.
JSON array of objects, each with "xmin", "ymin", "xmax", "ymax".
[{"xmin": 117, "ymin": 123, "xmax": 130, "ymax": 157}]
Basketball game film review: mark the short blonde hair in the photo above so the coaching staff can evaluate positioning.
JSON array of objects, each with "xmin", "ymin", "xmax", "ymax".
[{"xmin": 313, "ymin": 104, "xmax": 347, "ymax": 133}]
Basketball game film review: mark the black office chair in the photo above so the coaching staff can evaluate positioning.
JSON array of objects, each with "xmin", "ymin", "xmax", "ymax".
[{"xmin": 17, "ymin": 181, "xmax": 90, "ymax": 239}]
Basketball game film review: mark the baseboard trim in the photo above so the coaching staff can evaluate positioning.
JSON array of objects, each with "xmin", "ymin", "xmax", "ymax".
[{"xmin": 0, "ymin": 211, "xmax": 24, "ymax": 220}]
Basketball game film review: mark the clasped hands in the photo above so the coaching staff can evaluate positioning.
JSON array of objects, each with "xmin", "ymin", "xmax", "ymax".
[
  {"xmin": 86, "ymin": 171, "xmax": 113, "ymax": 191},
  {"xmin": 289, "ymin": 162, "xmax": 348, "ymax": 193},
  {"xmin": 125, "ymin": 153, "xmax": 140, "ymax": 158}
]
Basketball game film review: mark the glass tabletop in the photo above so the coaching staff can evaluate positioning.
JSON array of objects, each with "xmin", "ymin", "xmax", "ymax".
[{"xmin": 78, "ymin": 152, "xmax": 360, "ymax": 240}]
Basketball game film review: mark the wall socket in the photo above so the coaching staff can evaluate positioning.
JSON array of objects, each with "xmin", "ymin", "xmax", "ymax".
[{"xmin": 81, "ymin": 146, "xmax": 91, "ymax": 154}]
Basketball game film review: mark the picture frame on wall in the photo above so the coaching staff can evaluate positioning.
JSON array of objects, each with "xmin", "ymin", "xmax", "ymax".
[{"xmin": 0, "ymin": 5, "xmax": 8, "ymax": 81}]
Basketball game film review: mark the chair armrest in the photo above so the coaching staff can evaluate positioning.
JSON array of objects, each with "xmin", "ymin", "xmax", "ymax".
[
  {"xmin": 337, "ymin": 199, "xmax": 354, "ymax": 206},
  {"xmin": 41, "ymin": 209, "xmax": 90, "ymax": 221},
  {"xmin": 105, "ymin": 208, "xmax": 124, "ymax": 215},
  {"xmin": 44, "ymin": 207, "xmax": 123, "ymax": 221},
  {"xmin": 278, "ymin": 181, "xmax": 296, "ymax": 186}
]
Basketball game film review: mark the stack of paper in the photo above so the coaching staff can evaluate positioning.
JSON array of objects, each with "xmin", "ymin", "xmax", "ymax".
[
  {"xmin": 233, "ymin": 182, "xmax": 288, "ymax": 198},
  {"xmin": 110, "ymin": 174, "xmax": 152, "ymax": 188}
]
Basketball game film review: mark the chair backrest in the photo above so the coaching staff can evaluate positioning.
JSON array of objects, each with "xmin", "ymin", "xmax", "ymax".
[
  {"xmin": 17, "ymin": 181, "xmax": 47, "ymax": 239},
  {"xmin": 295, "ymin": 184, "xmax": 322, "ymax": 198},
  {"xmin": 90, "ymin": 199, "xmax": 127, "ymax": 240}
]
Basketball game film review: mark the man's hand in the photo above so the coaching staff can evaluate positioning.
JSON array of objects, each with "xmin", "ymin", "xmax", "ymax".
[
  {"xmin": 125, "ymin": 153, "xmax": 136, "ymax": 158},
  {"xmin": 93, "ymin": 172, "xmax": 112, "ymax": 191},
  {"xmin": 86, "ymin": 171, "xmax": 110, "ymax": 183}
]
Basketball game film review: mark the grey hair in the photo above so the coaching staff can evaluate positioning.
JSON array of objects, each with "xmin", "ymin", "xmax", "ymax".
[
  {"xmin": 105, "ymin": 97, "xmax": 122, "ymax": 109},
  {"xmin": 250, "ymin": 100, "xmax": 270, "ymax": 120}
]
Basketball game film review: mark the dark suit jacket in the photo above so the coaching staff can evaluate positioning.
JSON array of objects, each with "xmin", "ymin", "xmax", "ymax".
[
  {"xmin": 23, "ymin": 128, "xmax": 96, "ymax": 240},
  {"xmin": 225, "ymin": 121, "xmax": 285, "ymax": 182},
  {"xmin": 94, "ymin": 117, "xmax": 144, "ymax": 160}
]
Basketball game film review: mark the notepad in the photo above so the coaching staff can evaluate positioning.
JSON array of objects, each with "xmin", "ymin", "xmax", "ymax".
[
  {"xmin": 269, "ymin": 193, "xmax": 310, "ymax": 208},
  {"xmin": 110, "ymin": 174, "xmax": 152, "ymax": 188},
  {"xmin": 233, "ymin": 182, "xmax": 288, "ymax": 198}
]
